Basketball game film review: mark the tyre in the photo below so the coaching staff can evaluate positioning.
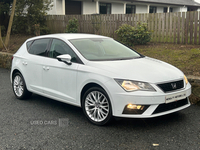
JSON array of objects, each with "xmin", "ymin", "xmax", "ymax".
[
  {"xmin": 12, "ymin": 72, "xmax": 32, "ymax": 100},
  {"xmin": 82, "ymin": 87, "xmax": 112, "ymax": 126}
]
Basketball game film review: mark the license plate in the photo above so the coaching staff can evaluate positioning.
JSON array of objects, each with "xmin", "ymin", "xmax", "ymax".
[{"xmin": 165, "ymin": 92, "xmax": 187, "ymax": 103}]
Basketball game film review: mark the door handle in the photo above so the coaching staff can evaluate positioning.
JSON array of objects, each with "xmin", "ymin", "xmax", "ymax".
[
  {"xmin": 22, "ymin": 62, "xmax": 27, "ymax": 65},
  {"xmin": 43, "ymin": 66, "xmax": 50, "ymax": 71}
]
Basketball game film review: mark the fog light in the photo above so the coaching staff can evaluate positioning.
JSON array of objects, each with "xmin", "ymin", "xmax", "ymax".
[
  {"xmin": 123, "ymin": 104, "xmax": 150, "ymax": 114},
  {"xmin": 127, "ymin": 104, "xmax": 142, "ymax": 110}
]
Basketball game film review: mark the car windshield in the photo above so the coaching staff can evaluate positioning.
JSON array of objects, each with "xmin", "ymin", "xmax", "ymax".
[{"xmin": 69, "ymin": 38, "xmax": 142, "ymax": 61}]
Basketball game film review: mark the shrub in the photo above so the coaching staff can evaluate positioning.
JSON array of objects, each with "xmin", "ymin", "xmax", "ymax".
[
  {"xmin": 65, "ymin": 18, "xmax": 79, "ymax": 33},
  {"xmin": 115, "ymin": 22, "xmax": 152, "ymax": 46},
  {"xmin": 40, "ymin": 26, "xmax": 50, "ymax": 35}
]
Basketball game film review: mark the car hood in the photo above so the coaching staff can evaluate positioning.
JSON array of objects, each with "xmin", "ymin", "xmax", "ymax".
[{"xmin": 86, "ymin": 57, "xmax": 184, "ymax": 83}]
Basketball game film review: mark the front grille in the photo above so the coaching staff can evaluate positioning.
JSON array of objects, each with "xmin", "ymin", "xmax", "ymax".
[
  {"xmin": 152, "ymin": 98, "xmax": 188, "ymax": 114},
  {"xmin": 157, "ymin": 80, "xmax": 184, "ymax": 93}
]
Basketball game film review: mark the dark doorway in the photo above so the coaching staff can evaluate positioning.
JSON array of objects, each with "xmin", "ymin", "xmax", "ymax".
[{"xmin": 65, "ymin": 1, "xmax": 82, "ymax": 15}]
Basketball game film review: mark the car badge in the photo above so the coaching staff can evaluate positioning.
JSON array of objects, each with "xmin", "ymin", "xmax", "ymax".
[{"xmin": 171, "ymin": 83, "xmax": 177, "ymax": 89}]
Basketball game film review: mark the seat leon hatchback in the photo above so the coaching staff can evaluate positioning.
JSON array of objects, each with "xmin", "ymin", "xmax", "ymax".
[{"xmin": 11, "ymin": 34, "xmax": 191, "ymax": 125}]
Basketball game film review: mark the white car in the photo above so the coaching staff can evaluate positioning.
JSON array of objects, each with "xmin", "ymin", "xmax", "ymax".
[{"xmin": 11, "ymin": 34, "xmax": 191, "ymax": 125}]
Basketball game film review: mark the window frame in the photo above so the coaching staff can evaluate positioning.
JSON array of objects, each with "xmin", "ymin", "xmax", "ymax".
[
  {"xmin": 126, "ymin": 5, "xmax": 136, "ymax": 14},
  {"xmin": 26, "ymin": 40, "xmax": 34, "ymax": 50},
  {"xmin": 46, "ymin": 38, "xmax": 83, "ymax": 64},
  {"xmin": 27, "ymin": 38, "xmax": 52, "ymax": 57},
  {"xmin": 99, "ymin": 2, "xmax": 111, "ymax": 14},
  {"xmin": 149, "ymin": 6, "xmax": 157, "ymax": 13},
  {"xmin": 163, "ymin": 7, "xmax": 173, "ymax": 13}
]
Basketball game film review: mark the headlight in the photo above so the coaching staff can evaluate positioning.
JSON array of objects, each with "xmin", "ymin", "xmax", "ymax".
[
  {"xmin": 115, "ymin": 79, "xmax": 156, "ymax": 92},
  {"xmin": 184, "ymin": 75, "xmax": 188, "ymax": 85}
]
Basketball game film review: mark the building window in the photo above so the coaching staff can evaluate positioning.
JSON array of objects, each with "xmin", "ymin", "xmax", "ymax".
[
  {"xmin": 100, "ymin": 3, "xmax": 111, "ymax": 14},
  {"xmin": 187, "ymin": 7, "xmax": 198, "ymax": 11},
  {"xmin": 126, "ymin": 5, "xmax": 136, "ymax": 14},
  {"xmin": 164, "ymin": 7, "xmax": 167, "ymax": 13},
  {"xmin": 164, "ymin": 7, "xmax": 173, "ymax": 13},
  {"xmin": 149, "ymin": 6, "xmax": 157, "ymax": 13}
]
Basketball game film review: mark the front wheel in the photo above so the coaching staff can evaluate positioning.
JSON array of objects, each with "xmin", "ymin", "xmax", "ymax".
[
  {"xmin": 82, "ymin": 87, "xmax": 112, "ymax": 126},
  {"xmin": 12, "ymin": 72, "xmax": 32, "ymax": 100}
]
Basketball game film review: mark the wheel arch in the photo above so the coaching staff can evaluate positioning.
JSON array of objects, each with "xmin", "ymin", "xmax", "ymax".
[
  {"xmin": 80, "ymin": 82, "xmax": 103, "ymax": 106},
  {"xmin": 11, "ymin": 69, "xmax": 22, "ymax": 82}
]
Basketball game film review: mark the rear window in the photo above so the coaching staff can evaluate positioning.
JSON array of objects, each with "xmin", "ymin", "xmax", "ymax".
[
  {"xmin": 26, "ymin": 41, "xmax": 33, "ymax": 50},
  {"xmin": 28, "ymin": 39, "xmax": 50, "ymax": 56}
]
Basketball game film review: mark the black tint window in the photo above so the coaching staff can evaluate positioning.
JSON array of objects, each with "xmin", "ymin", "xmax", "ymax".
[
  {"xmin": 126, "ymin": 5, "xmax": 136, "ymax": 14},
  {"xmin": 26, "ymin": 41, "xmax": 33, "ymax": 50},
  {"xmin": 48, "ymin": 39, "xmax": 77, "ymax": 63},
  {"xmin": 149, "ymin": 6, "xmax": 157, "ymax": 13},
  {"xmin": 100, "ymin": 3, "xmax": 111, "ymax": 14},
  {"xmin": 164, "ymin": 7, "xmax": 167, "ymax": 13},
  {"xmin": 163, "ymin": 7, "xmax": 173, "ymax": 13},
  {"xmin": 29, "ymin": 39, "xmax": 50, "ymax": 56}
]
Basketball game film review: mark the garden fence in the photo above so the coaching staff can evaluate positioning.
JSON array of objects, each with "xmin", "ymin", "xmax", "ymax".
[{"xmin": 46, "ymin": 11, "xmax": 200, "ymax": 44}]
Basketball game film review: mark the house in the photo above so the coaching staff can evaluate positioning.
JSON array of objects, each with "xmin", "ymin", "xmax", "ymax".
[{"xmin": 48, "ymin": 0, "xmax": 200, "ymax": 15}]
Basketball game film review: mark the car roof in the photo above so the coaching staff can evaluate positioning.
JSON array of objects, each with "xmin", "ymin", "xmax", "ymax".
[{"xmin": 26, "ymin": 33, "xmax": 110, "ymax": 42}]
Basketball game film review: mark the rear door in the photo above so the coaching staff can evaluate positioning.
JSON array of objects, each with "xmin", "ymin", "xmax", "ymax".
[{"xmin": 25, "ymin": 38, "xmax": 51, "ymax": 94}]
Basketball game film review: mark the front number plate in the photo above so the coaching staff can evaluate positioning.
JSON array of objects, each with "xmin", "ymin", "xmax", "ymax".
[{"xmin": 165, "ymin": 92, "xmax": 187, "ymax": 103}]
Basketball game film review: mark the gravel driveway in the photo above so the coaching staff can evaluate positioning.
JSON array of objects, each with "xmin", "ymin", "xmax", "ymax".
[{"xmin": 0, "ymin": 68, "xmax": 200, "ymax": 150}]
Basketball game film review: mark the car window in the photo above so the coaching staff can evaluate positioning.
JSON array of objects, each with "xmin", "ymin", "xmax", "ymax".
[
  {"xmin": 29, "ymin": 39, "xmax": 50, "ymax": 56},
  {"xmin": 48, "ymin": 39, "xmax": 78, "ymax": 63},
  {"xmin": 70, "ymin": 38, "xmax": 141, "ymax": 61},
  {"xmin": 26, "ymin": 41, "xmax": 33, "ymax": 50}
]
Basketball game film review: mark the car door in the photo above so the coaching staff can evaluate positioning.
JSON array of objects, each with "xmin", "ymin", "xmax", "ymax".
[
  {"xmin": 25, "ymin": 38, "xmax": 51, "ymax": 94},
  {"xmin": 42, "ymin": 39, "xmax": 81, "ymax": 103}
]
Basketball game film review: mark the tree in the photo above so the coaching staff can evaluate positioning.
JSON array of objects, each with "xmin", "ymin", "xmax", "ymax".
[
  {"xmin": 14, "ymin": 0, "xmax": 53, "ymax": 34},
  {"xmin": 0, "ymin": 0, "xmax": 14, "ymax": 50},
  {"xmin": 4, "ymin": 0, "xmax": 17, "ymax": 48},
  {"xmin": 0, "ymin": 0, "xmax": 13, "ymax": 29}
]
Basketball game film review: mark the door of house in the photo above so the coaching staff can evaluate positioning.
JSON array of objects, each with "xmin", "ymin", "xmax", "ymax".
[{"xmin": 65, "ymin": 1, "xmax": 82, "ymax": 15}]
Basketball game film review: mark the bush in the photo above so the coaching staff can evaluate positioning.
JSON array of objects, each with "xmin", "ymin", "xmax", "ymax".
[
  {"xmin": 12, "ymin": 16, "xmax": 49, "ymax": 35},
  {"xmin": 115, "ymin": 22, "xmax": 152, "ymax": 46},
  {"xmin": 40, "ymin": 26, "xmax": 50, "ymax": 35},
  {"xmin": 65, "ymin": 18, "xmax": 79, "ymax": 33}
]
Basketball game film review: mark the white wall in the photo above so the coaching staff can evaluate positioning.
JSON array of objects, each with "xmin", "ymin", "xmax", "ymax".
[
  {"xmin": 136, "ymin": 5, "xmax": 148, "ymax": 13},
  {"xmin": 157, "ymin": 6, "xmax": 163, "ymax": 13},
  {"xmin": 48, "ymin": 0, "xmax": 56, "ymax": 14},
  {"xmin": 112, "ymin": 3, "xmax": 124, "ymax": 14},
  {"xmin": 180, "ymin": 7, "xmax": 187, "ymax": 12},
  {"xmin": 56, "ymin": 0, "xmax": 63, "ymax": 14},
  {"xmin": 48, "ymin": 0, "xmax": 65, "ymax": 15},
  {"xmin": 173, "ymin": 7, "xmax": 181, "ymax": 12},
  {"xmin": 48, "ymin": 0, "xmax": 193, "ymax": 15},
  {"xmin": 82, "ymin": 1, "xmax": 96, "ymax": 14}
]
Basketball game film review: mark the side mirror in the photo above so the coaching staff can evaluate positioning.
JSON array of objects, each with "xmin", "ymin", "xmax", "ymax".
[{"xmin": 57, "ymin": 54, "xmax": 72, "ymax": 65}]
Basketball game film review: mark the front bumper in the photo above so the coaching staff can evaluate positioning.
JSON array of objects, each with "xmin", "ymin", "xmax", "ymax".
[{"xmin": 105, "ymin": 80, "xmax": 191, "ymax": 118}]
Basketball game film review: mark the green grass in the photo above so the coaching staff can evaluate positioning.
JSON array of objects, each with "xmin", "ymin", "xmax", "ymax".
[
  {"xmin": 134, "ymin": 43, "xmax": 200, "ymax": 76},
  {"xmin": 134, "ymin": 43, "xmax": 200, "ymax": 104}
]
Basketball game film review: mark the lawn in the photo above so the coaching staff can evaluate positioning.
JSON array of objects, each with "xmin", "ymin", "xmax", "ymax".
[
  {"xmin": 134, "ymin": 43, "xmax": 200, "ymax": 105},
  {"xmin": 134, "ymin": 43, "xmax": 200, "ymax": 76}
]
